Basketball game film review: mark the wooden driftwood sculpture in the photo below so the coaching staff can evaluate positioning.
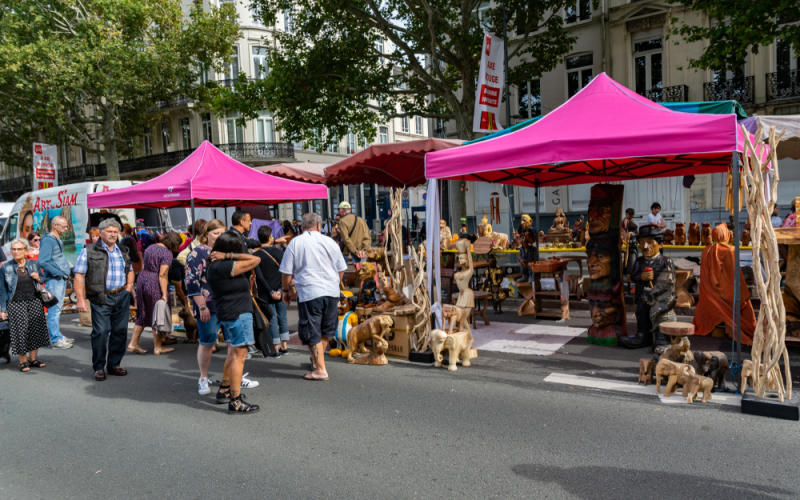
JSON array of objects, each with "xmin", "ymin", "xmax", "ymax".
[
  {"xmin": 655, "ymin": 358, "xmax": 695, "ymax": 395},
  {"xmin": 638, "ymin": 357, "xmax": 654, "ymax": 385},
  {"xmin": 741, "ymin": 359, "xmax": 779, "ymax": 394},
  {"xmin": 740, "ymin": 124, "xmax": 791, "ymax": 401},
  {"xmin": 346, "ymin": 315, "xmax": 393, "ymax": 364},
  {"xmin": 684, "ymin": 374, "xmax": 714, "ymax": 403},
  {"xmin": 688, "ymin": 222, "xmax": 700, "ymax": 245},
  {"xmin": 431, "ymin": 329, "xmax": 474, "ymax": 371}
]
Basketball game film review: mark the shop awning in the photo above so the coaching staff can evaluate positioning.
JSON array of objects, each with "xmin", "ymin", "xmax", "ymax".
[
  {"xmin": 254, "ymin": 162, "xmax": 328, "ymax": 184},
  {"xmin": 87, "ymin": 141, "xmax": 328, "ymax": 209}
]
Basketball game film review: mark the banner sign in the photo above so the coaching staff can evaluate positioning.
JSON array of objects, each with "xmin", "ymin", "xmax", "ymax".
[
  {"xmin": 473, "ymin": 32, "xmax": 505, "ymax": 134},
  {"xmin": 33, "ymin": 142, "xmax": 58, "ymax": 190}
]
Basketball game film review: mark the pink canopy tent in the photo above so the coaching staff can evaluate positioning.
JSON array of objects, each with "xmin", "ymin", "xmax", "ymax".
[
  {"xmin": 254, "ymin": 162, "xmax": 328, "ymax": 184},
  {"xmin": 87, "ymin": 141, "xmax": 328, "ymax": 209},
  {"xmin": 425, "ymin": 73, "xmax": 746, "ymax": 186}
]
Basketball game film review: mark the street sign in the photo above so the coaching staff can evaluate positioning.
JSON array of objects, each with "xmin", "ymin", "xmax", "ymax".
[{"xmin": 33, "ymin": 142, "xmax": 58, "ymax": 190}]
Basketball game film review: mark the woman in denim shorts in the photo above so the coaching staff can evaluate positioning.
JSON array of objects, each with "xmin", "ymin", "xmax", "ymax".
[{"xmin": 207, "ymin": 231, "xmax": 262, "ymax": 413}]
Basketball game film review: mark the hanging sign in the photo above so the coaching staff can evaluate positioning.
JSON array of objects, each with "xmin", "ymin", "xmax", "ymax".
[
  {"xmin": 33, "ymin": 142, "xmax": 59, "ymax": 190},
  {"xmin": 473, "ymin": 32, "xmax": 505, "ymax": 134}
]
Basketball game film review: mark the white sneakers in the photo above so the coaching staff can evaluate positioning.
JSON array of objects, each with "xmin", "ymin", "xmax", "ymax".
[
  {"xmin": 52, "ymin": 338, "xmax": 73, "ymax": 349},
  {"xmin": 241, "ymin": 373, "xmax": 260, "ymax": 389},
  {"xmin": 198, "ymin": 377, "xmax": 211, "ymax": 395}
]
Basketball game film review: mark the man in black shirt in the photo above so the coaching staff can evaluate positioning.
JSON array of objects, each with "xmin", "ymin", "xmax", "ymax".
[{"xmin": 230, "ymin": 210, "xmax": 260, "ymax": 252}]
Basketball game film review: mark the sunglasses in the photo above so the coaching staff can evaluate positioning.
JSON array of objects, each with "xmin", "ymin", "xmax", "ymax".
[{"xmin": 32, "ymin": 238, "xmax": 40, "ymax": 242}]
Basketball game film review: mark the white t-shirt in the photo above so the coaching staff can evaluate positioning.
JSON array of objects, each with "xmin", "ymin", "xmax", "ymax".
[
  {"xmin": 647, "ymin": 212, "xmax": 664, "ymax": 226},
  {"xmin": 279, "ymin": 230, "xmax": 347, "ymax": 302}
]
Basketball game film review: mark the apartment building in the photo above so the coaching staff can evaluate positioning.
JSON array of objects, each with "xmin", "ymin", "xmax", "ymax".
[{"xmin": 451, "ymin": 0, "xmax": 800, "ymax": 235}]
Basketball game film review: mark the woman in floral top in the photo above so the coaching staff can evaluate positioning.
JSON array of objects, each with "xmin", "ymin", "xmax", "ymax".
[{"xmin": 185, "ymin": 219, "xmax": 226, "ymax": 396}]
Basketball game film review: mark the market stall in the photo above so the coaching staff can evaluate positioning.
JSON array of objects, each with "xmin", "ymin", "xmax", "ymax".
[{"xmin": 254, "ymin": 162, "xmax": 328, "ymax": 184}]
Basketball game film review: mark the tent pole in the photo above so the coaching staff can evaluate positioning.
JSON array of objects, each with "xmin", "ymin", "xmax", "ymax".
[
  {"xmin": 732, "ymin": 153, "xmax": 741, "ymax": 365},
  {"xmin": 535, "ymin": 181, "xmax": 540, "ymax": 251},
  {"xmin": 190, "ymin": 197, "xmax": 195, "ymax": 232}
]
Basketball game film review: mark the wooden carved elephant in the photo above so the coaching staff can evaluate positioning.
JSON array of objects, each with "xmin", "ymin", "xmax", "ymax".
[
  {"xmin": 683, "ymin": 373, "xmax": 714, "ymax": 403},
  {"xmin": 431, "ymin": 329, "xmax": 474, "ymax": 372},
  {"xmin": 655, "ymin": 358, "xmax": 695, "ymax": 396}
]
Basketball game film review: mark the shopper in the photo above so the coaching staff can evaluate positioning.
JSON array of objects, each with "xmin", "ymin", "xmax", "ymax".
[
  {"xmin": 336, "ymin": 201, "xmax": 370, "ymax": 264},
  {"xmin": 207, "ymin": 231, "xmax": 262, "ymax": 413},
  {"xmin": 230, "ymin": 210, "xmax": 260, "ymax": 252},
  {"xmin": 783, "ymin": 200, "xmax": 797, "ymax": 228},
  {"xmin": 254, "ymin": 225, "xmax": 289, "ymax": 355},
  {"xmin": 120, "ymin": 224, "xmax": 142, "ymax": 275},
  {"xmin": 646, "ymin": 202, "xmax": 666, "ymax": 230},
  {"xmin": 73, "ymin": 218, "xmax": 134, "ymax": 381},
  {"xmin": 128, "ymin": 231, "xmax": 181, "ymax": 355},
  {"xmin": 177, "ymin": 218, "xmax": 207, "ymax": 266},
  {"xmin": 25, "ymin": 232, "xmax": 41, "ymax": 260},
  {"xmin": 38, "ymin": 216, "xmax": 75, "ymax": 349},
  {"xmin": 0, "ymin": 239, "xmax": 51, "ymax": 372},
  {"xmin": 280, "ymin": 213, "xmax": 347, "ymax": 381},
  {"xmin": 771, "ymin": 205, "xmax": 784, "ymax": 228},
  {"xmin": 622, "ymin": 208, "xmax": 638, "ymax": 236},
  {"xmin": 89, "ymin": 227, "xmax": 100, "ymax": 244}
]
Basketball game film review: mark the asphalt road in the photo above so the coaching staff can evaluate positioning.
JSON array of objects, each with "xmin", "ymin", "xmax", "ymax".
[{"xmin": 1, "ymin": 313, "xmax": 799, "ymax": 500}]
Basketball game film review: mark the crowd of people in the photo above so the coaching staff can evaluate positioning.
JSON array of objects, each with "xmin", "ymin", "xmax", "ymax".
[{"xmin": 0, "ymin": 207, "xmax": 359, "ymax": 415}]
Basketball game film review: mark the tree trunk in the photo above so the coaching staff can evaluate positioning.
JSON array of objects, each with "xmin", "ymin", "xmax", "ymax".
[{"xmin": 102, "ymin": 106, "xmax": 120, "ymax": 180}]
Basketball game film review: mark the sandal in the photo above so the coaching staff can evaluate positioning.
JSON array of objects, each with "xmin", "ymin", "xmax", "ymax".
[
  {"xmin": 18, "ymin": 361, "xmax": 31, "ymax": 372},
  {"xmin": 28, "ymin": 359, "xmax": 46, "ymax": 368},
  {"xmin": 228, "ymin": 395, "xmax": 259, "ymax": 413},
  {"xmin": 215, "ymin": 384, "xmax": 231, "ymax": 404},
  {"xmin": 127, "ymin": 345, "xmax": 147, "ymax": 354}
]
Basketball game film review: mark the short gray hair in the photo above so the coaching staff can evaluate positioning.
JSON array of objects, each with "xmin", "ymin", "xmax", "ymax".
[
  {"xmin": 301, "ymin": 213, "xmax": 322, "ymax": 230},
  {"xmin": 10, "ymin": 238, "xmax": 29, "ymax": 250},
  {"xmin": 98, "ymin": 218, "xmax": 121, "ymax": 231}
]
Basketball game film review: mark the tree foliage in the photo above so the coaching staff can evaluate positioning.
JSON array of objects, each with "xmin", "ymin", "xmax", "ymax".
[
  {"xmin": 670, "ymin": 0, "xmax": 800, "ymax": 71},
  {"xmin": 226, "ymin": 0, "xmax": 577, "ymax": 144},
  {"xmin": 0, "ymin": 0, "xmax": 239, "ymax": 179}
]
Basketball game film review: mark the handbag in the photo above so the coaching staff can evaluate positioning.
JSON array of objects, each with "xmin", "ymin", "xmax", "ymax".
[{"xmin": 36, "ymin": 282, "xmax": 59, "ymax": 308}]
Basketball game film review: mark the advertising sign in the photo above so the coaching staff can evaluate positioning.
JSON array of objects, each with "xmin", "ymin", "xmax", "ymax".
[
  {"xmin": 33, "ymin": 142, "xmax": 59, "ymax": 190},
  {"xmin": 473, "ymin": 32, "xmax": 505, "ymax": 133}
]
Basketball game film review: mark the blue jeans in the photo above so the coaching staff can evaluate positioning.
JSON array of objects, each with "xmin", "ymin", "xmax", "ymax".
[
  {"xmin": 45, "ymin": 278, "xmax": 66, "ymax": 343},
  {"xmin": 221, "ymin": 312, "xmax": 254, "ymax": 348},
  {"xmin": 90, "ymin": 290, "xmax": 132, "ymax": 371},
  {"xmin": 267, "ymin": 301, "xmax": 289, "ymax": 345},
  {"xmin": 197, "ymin": 313, "xmax": 220, "ymax": 346}
]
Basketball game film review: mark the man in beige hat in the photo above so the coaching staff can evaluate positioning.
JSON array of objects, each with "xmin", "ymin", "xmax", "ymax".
[{"xmin": 336, "ymin": 201, "xmax": 370, "ymax": 265}]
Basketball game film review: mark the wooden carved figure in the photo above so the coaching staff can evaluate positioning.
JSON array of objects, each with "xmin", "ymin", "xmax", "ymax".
[
  {"xmin": 740, "ymin": 359, "xmax": 779, "ymax": 394},
  {"xmin": 439, "ymin": 219, "xmax": 452, "ymax": 250},
  {"xmin": 638, "ymin": 357, "xmax": 654, "ymax": 385},
  {"xmin": 454, "ymin": 239, "xmax": 474, "ymax": 311},
  {"xmin": 742, "ymin": 222, "xmax": 751, "ymax": 246},
  {"xmin": 700, "ymin": 222, "xmax": 712, "ymax": 246},
  {"xmin": 330, "ymin": 295, "xmax": 358, "ymax": 358},
  {"xmin": 659, "ymin": 337, "xmax": 694, "ymax": 365},
  {"xmin": 683, "ymin": 374, "xmax": 714, "ymax": 403},
  {"xmin": 655, "ymin": 358, "xmax": 695, "ymax": 395},
  {"xmin": 674, "ymin": 223, "xmax": 686, "ymax": 245},
  {"xmin": 688, "ymin": 222, "xmax": 700, "ymax": 245},
  {"xmin": 691, "ymin": 350, "xmax": 729, "ymax": 390},
  {"xmin": 431, "ymin": 329, "xmax": 474, "ymax": 372},
  {"xmin": 346, "ymin": 315, "xmax": 394, "ymax": 364}
]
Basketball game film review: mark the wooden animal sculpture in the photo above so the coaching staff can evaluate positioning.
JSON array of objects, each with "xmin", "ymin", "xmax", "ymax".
[
  {"xmin": 330, "ymin": 296, "xmax": 358, "ymax": 358},
  {"xmin": 655, "ymin": 358, "xmax": 695, "ymax": 395},
  {"xmin": 442, "ymin": 304, "xmax": 472, "ymax": 339},
  {"xmin": 357, "ymin": 262, "xmax": 379, "ymax": 306},
  {"xmin": 742, "ymin": 223, "xmax": 751, "ymax": 246},
  {"xmin": 663, "ymin": 229, "xmax": 674, "ymax": 245},
  {"xmin": 683, "ymin": 374, "xmax": 714, "ymax": 403},
  {"xmin": 431, "ymin": 329, "xmax": 474, "ymax": 372},
  {"xmin": 366, "ymin": 247, "xmax": 386, "ymax": 262},
  {"xmin": 688, "ymin": 222, "xmax": 700, "ymax": 245},
  {"xmin": 659, "ymin": 337, "xmax": 694, "ymax": 365},
  {"xmin": 700, "ymin": 222, "xmax": 712, "ymax": 246},
  {"xmin": 691, "ymin": 350, "xmax": 729, "ymax": 390},
  {"xmin": 351, "ymin": 336, "xmax": 389, "ymax": 365},
  {"xmin": 674, "ymin": 223, "xmax": 686, "ymax": 245},
  {"xmin": 178, "ymin": 308, "xmax": 198, "ymax": 344},
  {"xmin": 638, "ymin": 358, "xmax": 654, "ymax": 385},
  {"xmin": 346, "ymin": 315, "xmax": 393, "ymax": 363}
]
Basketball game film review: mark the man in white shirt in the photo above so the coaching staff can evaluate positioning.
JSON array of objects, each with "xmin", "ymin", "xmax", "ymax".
[
  {"xmin": 646, "ymin": 202, "xmax": 666, "ymax": 230},
  {"xmin": 280, "ymin": 212, "xmax": 347, "ymax": 381}
]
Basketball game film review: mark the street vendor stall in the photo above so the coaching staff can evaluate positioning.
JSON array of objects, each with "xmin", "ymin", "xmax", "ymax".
[{"xmin": 254, "ymin": 162, "xmax": 328, "ymax": 184}]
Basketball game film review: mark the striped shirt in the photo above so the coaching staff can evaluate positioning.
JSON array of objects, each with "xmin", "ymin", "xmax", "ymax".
[{"xmin": 74, "ymin": 241, "xmax": 129, "ymax": 289}]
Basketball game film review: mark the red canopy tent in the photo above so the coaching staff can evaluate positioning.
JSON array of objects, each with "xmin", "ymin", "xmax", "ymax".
[
  {"xmin": 254, "ymin": 162, "xmax": 328, "ymax": 184},
  {"xmin": 325, "ymin": 138, "xmax": 462, "ymax": 187}
]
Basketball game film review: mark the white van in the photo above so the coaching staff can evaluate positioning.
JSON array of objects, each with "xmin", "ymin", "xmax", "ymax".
[
  {"xmin": 0, "ymin": 181, "xmax": 188, "ymax": 265},
  {"xmin": 0, "ymin": 202, "xmax": 14, "ymax": 230}
]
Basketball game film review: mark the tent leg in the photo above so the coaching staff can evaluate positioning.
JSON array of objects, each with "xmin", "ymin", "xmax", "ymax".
[
  {"xmin": 732, "ymin": 154, "xmax": 741, "ymax": 364},
  {"xmin": 190, "ymin": 198, "xmax": 195, "ymax": 232},
  {"xmin": 535, "ymin": 183, "xmax": 540, "ymax": 250}
]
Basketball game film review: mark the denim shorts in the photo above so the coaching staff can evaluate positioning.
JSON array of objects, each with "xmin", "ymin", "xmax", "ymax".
[
  {"xmin": 197, "ymin": 313, "xmax": 221, "ymax": 346},
  {"xmin": 221, "ymin": 312, "xmax": 255, "ymax": 348}
]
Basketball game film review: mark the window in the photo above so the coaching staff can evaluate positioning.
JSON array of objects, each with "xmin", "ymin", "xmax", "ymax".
[
  {"xmin": 776, "ymin": 38, "xmax": 800, "ymax": 81},
  {"xmin": 415, "ymin": 116, "xmax": 423, "ymax": 135},
  {"xmin": 327, "ymin": 136, "xmax": 339, "ymax": 153},
  {"xmin": 201, "ymin": 113, "xmax": 212, "ymax": 142},
  {"xmin": 252, "ymin": 46, "xmax": 269, "ymax": 80},
  {"xmin": 198, "ymin": 63, "xmax": 210, "ymax": 85},
  {"xmin": 256, "ymin": 113, "xmax": 274, "ymax": 143},
  {"xmin": 434, "ymin": 119, "xmax": 446, "ymax": 138},
  {"xmin": 517, "ymin": 79, "xmax": 541, "ymax": 118},
  {"xmin": 181, "ymin": 117, "xmax": 191, "ymax": 150},
  {"xmin": 226, "ymin": 116, "xmax": 243, "ymax": 144},
  {"xmin": 566, "ymin": 53, "xmax": 593, "ymax": 97},
  {"xmin": 143, "ymin": 127, "xmax": 152, "ymax": 155},
  {"xmin": 250, "ymin": 5, "xmax": 264, "ymax": 26},
  {"xmin": 633, "ymin": 38, "xmax": 663, "ymax": 95},
  {"xmin": 375, "ymin": 38, "xmax": 384, "ymax": 64},
  {"xmin": 284, "ymin": 9, "xmax": 294, "ymax": 33},
  {"xmin": 379, "ymin": 126, "xmax": 388, "ymax": 144},
  {"xmin": 161, "ymin": 121, "xmax": 170, "ymax": 152},
  {"xmin": 223, "ymin": 46, "xmax": 239, "ymax": 86},
  {"xmin": 565, "ymin": 0, "xmax": 591, "ymax": 24},
  {"xmin": 346, "ymin": 132, "xmax": 356, "ymax": 154},
  {"xmin": 401, "ymin": 116, "xmax": 409, "ymax": 133}
]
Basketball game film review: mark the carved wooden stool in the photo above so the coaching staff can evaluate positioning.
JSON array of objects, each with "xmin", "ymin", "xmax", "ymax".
[{"xmin": 659, "ymin": 321, "xmax": 695, "ymax": 345}]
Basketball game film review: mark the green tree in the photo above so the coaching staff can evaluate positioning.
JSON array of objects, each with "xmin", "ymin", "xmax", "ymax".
[
  {"xmin": 221, "ymin": 0, "xmax": 577, "ymax": 145},
  {"xmin": 0, "ymin": 0, "xmax": 239, "ymax": 179},
  {"xmin": 670, "ymin": 0, "xmax": 800, "ymax": 71}
]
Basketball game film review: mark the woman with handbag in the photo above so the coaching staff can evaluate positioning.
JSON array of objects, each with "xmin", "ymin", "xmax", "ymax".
[
  {"xmin": 255, "ymin": 225, "xmax": 290, "ymax": 355},
  {"xmin": 0, "ymin": 238, "xmax": 51, "ymax": 372}
]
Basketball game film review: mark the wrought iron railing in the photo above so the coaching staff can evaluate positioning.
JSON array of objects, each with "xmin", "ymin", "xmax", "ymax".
[
  {"xmin": 766, "ymin": 71, "xmax": 800, "ymax": 101},
  {"xmin": 645, "ymin": 84, "xmax": 689, "ymax": 103},
  {"xmin": 118, "ymin": 149, "xmax": 195, "ymax": 174},
  {"xmin": 216, "ymin": 142, "xmax": 294, "ymax": 160},
  {"xmin": 703, "ymin": 76, "xmax": 754, "ymax": 104},
  {"xmin": 61, "ymin": 163, "xmax": 108, "ymax": 184},
  {"xmin": 0, "ymin": 175, "xmax": 31, "ymax": 196}
]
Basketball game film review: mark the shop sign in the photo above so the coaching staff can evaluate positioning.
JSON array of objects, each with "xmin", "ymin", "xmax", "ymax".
[
  {"xmin": 473, "ymin": 32, "xmax": 505, "ymax": 134},
  {"xmin": 33, "ymin": 142, "xmax": 59, "ymax": 190}
]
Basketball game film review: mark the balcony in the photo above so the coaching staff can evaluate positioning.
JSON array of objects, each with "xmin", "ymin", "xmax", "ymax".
[
  {"xmin": 766, "ymin": 71, "xmax": 800, "ymax": 101},
  {"xmin": 215, "ymin": 142, "xmax": 295, "ymax": 165},
  {"xmin": 703, "ymin": 76, "xmax": 754, "ymax": 104},
  {"xmin": 645, "ymin": 85, "xmax": 689, "ymax": 103}
]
